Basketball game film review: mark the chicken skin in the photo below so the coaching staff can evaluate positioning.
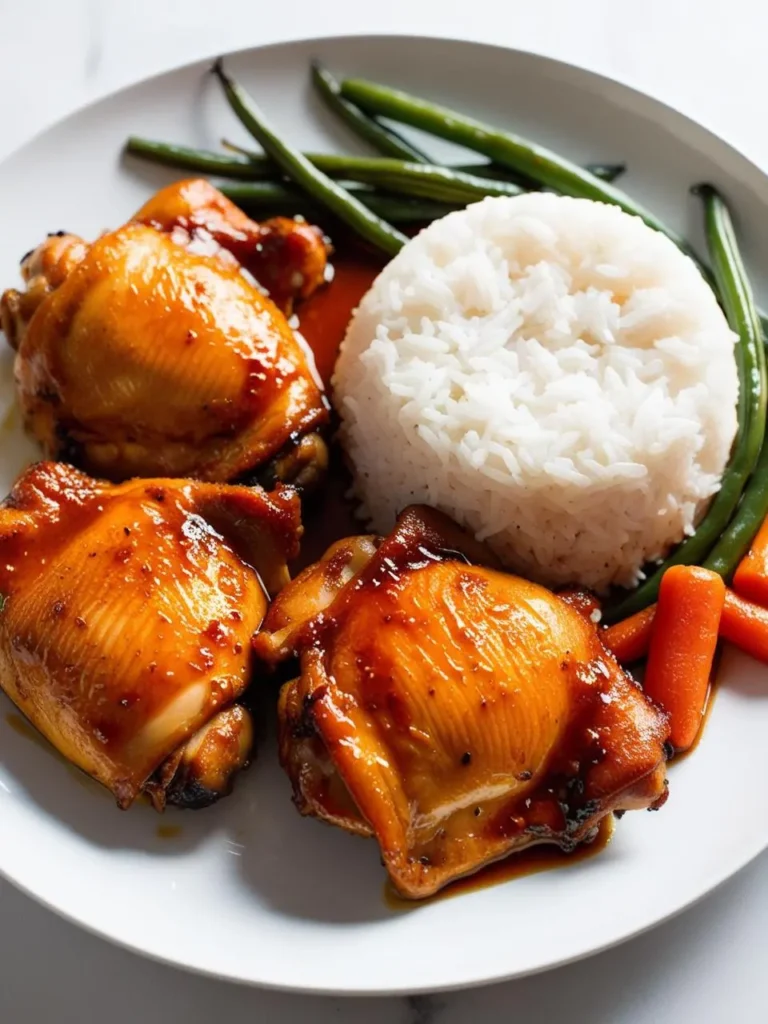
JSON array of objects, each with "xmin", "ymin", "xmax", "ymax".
[
  {"xmin": 0, "ymin": 181, "xmax": 329, "ymax": 486},
  {"xmin": 256, "ymin": 507, "xmax": 670, "ymax": 898},
  {"xmin": 0, "ymin": 461, "xmax": 301, "ymax": 810}
]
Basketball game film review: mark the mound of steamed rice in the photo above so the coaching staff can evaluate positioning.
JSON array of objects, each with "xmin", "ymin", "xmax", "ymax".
[{"xmin": 332, "ymin": 193, "xmax": 739, "ymax": 591}]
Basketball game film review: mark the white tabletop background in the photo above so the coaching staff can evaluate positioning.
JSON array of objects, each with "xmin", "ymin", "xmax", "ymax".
[{"xmin": 1, "ymin": 1, "xmax": 767, "ymax": 1020}]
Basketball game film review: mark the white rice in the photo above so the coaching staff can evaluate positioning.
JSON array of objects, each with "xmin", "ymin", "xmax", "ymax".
[{"xmin": 332, "ymin": 194, "xmax": 739, "ymax": 590}]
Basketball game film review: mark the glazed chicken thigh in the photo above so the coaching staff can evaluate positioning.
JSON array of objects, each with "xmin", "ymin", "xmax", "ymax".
[
  {"xmin": 0, "ymin": 461, "xmax": 301, "ymax": 809},
  {"xmin": 256, "ymin": 507, "xmax": 670, "ymax": 898},
  {"xmin": 0, "ymin": 180, "xmax": 329, "ymax": 486}
]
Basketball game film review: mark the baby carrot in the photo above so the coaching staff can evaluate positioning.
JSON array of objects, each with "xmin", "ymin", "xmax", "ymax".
[
  {"xmin": 732, "ymin": 515, "xmax": 768, "ymax": 606},
  {"xmin": 602, "ymin": 605, "xmax": 656, "ymax": 664},
  {"xmin": 720, "ymin": 589, "xmax": 768, "ymax": 664},
  {"xmin": 643, "ymin": 566, "xmax": 725, "ymax": 751}
]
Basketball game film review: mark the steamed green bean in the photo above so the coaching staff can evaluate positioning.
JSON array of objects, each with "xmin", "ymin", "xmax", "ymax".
[
  {"xmin": 212, "ymin": 60, "xmax": 408, "ymax": 257},
  {"xmin": 311, "ymin": 60, "xmax": 430, "ymax": 162}
]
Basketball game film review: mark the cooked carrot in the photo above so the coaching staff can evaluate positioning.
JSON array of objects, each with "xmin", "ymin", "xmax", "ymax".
[
  {"xmin": 602, "ymin": 605, "xmax": 656, "ymax": 664},
  {"xmin": 643, "ymin": 566, "xmax": 725, "ymax": 751},
  {"xmin": 732, "ymin": 515, "xmax": 768, "ymax": 606},
  {"xmin": 720, "ymin": 589, "xmax": 768, "ymax": 663}
]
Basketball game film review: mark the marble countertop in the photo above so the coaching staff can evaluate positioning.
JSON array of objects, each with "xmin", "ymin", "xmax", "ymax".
[{"xmin": 2, "ymin": 2, "xmax": 768, "ymax": 1020}]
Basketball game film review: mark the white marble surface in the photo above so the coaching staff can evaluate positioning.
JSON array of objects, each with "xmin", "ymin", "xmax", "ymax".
[{"xmin": 2, "ymin": 1, "xmax": 768, "ymax": 1020}]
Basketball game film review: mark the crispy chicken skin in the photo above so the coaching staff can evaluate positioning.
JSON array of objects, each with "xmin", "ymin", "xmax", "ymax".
[
  {"xmin": 0, "ymin": 461, "xmax": 301, "ymax": 810},
  {"xmin": 256, "ymin": 507, "xmax": 670, "ymax": 898},
  {"xmin": 0, "ymin": 181, "xmax": 329, "ymax": 485}
]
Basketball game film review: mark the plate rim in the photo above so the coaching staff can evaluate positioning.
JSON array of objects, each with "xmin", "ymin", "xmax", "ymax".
[{"xmin": 2, "ymin": 31, "xmax": 768, "ymax": 995}]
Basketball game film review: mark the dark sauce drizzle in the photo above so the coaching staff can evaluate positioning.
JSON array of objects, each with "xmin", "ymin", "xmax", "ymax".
[{"xmin": 385, "ymin": 815, "xmax": 616, "ymax": 909}]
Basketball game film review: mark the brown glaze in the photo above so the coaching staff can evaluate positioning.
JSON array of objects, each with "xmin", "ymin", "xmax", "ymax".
[
  {"xmin": 296, "ymin": 255, "xmax": 383, "ymax": 386},
  {"xmin": 292, "ymin": 450, "xmax": 362, "ymax": 571},
  {"xmin": 384, "ymin": 813, "xmax": 616, "ymax": 908},
  {"xmin": 1, "ymin": 180, "xmax": 329, "ymax": 485},
  {"xmin": 156, "ymin": 824, "xmax": 183, "ymax": 840},
  {"xmin": 0, "ymin": 461, "xmax": 301, "ymax": 809},
  {"xmin": 287, "ymin": 254, "xmax": 382, "ymax": 566},
  {"xmin": 133, "ymin": 178, "xmax": 330, "ymax": 313},
  {"xmin": 258, "ymin": 506, "xmax": 670, "ymax": 899}
]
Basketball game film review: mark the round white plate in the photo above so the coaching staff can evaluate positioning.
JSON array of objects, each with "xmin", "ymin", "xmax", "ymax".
[{"xmin": 2, "ymin": 34, "xmax": 768, "ymax": 996}]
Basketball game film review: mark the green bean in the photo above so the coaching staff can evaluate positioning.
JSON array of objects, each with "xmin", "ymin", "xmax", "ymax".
[
  {"xmin": 220, "ymin": 144, "xmax": 525, "ymax": 202},
  {"xmin": 311, "ymin": 60, "xmax": 431, "ymax": 162},
  {"xmin": 269, "ymin": 155, "xmax": 522, "ymax": 203},
  {"xmin": 222, "ymin": 135, "xmax": 624, "ymax": 186},
  {"xmin": 452, "ymin": 161, "xmax": 625, "ymax": 187},
  {"xmin": 225, "ymin": 137, "xmax": 622, "ymax": 187},
  {"xmin": 127, "ymin": 135, "xmax": 622, "ymax": 207},
  {"xmin": 605, "ymin": 185, "xmax": 766, "ymax": 621},
  {"xmin": 340, "ymin": 77, "xmax": 691, "ymax": 253},
  {"xmin": 704, "ymin": 433, "xmax": 768, "ymax": 579},
  {"xmin": 220, "ymin": 138, "xmax": 258, "ymax": 158},
  {"xmin": 223, "ymin": 152, "xmax": 524, "ymax": 203},
  {"xmin": 212, "ymin": 60, "xmax": 408, "ymax": 257},
  {"xmin": 220, "ymin": 141, "xmax": 622, "ymax": 187},
  {"xmin": 125, "ymin": 136, "xmax": 263, "ymax": 178},
  {"xmin": 219, "ymin": 180, "xmax": 460, "ymax": 222},
  {"xmin": 129, "ymin": 135, "xmax": 519, "ymax": 201}
]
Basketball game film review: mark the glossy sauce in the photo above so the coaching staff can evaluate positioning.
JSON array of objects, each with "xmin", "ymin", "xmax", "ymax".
[
  {"xmin": 156, "ymin": 824, "xmax": 183, "ymax": 840},
  {"xmin": 296, "ymin": 255, "xmax": 383, "ymax": 387},
  {"xmin": 293, "ymin": 254, "xmax": 383, "ymax": 569},
  {"xmin": 0, "ymin": 401, "xmax": 18, "ymax": 441},
  {"xmin": 384, "ymin": 815, "xmax": 615, "ymax": 909}
]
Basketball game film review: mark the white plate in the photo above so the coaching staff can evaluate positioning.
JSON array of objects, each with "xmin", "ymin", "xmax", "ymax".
[{"xmin": 2, "ymin": 34, "xmax": 768, "ymax": 996}]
